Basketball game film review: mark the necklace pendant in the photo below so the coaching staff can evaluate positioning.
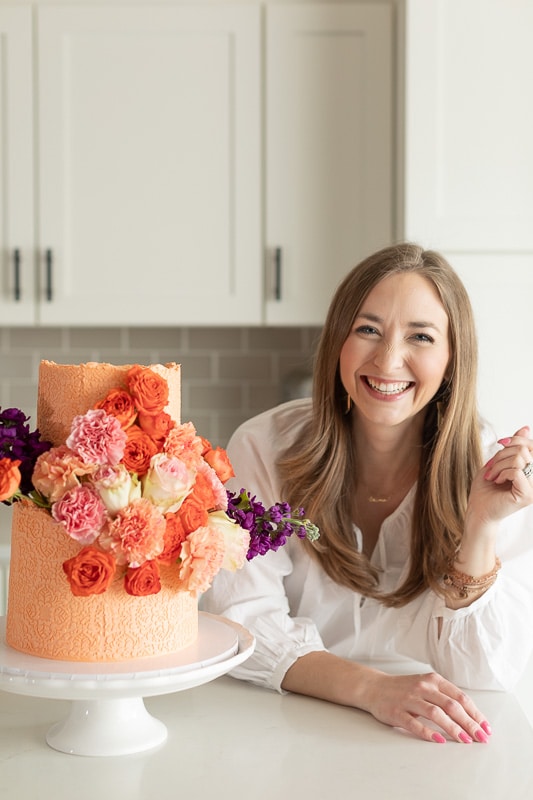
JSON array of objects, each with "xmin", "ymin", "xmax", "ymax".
[{"xmin": 368, "ymin": 495, "xmax": 389, "ymax": 503}]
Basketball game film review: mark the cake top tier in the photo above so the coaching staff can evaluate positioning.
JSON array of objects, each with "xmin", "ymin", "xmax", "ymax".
[{"xmin": 37, "ymin": 360, "xmax": 181, "ymax": 447}]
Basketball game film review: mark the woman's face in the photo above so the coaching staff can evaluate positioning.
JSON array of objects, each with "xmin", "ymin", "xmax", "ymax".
[{"xmin": 339, "ymin": 272, "xmax": 450, "ymax": 431}]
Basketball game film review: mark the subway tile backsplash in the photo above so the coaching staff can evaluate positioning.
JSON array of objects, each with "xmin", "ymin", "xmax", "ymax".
[{"xmin": 0, "ymin": 325, "xmax": 320, "ymax": 448}]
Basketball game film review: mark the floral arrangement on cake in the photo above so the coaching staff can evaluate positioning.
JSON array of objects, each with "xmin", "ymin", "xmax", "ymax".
[{"xmin": 0, "ymin": 367, "xmax": 319, "ymax": 598}]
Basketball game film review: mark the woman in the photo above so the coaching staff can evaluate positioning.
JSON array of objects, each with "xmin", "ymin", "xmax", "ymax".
[{"xmin": 203, "ymin": 243, "xmax": 533, "ymax": 744}]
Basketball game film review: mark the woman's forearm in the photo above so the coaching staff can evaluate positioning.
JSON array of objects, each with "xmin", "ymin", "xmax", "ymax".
[{"xmin": 281, "ymin": 650, "xmax": 491, "ymax": 744}]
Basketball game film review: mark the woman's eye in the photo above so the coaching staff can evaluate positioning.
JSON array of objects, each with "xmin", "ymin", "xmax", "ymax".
[
  {"xmin": 411, "ymin": 333, "xmax": 434, "ymax": 344},
  {"xmin": 355, "ymin": 325, "xmax": 379, "ymax": 336}
]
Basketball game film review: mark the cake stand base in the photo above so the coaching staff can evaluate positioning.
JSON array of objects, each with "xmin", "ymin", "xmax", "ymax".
[
  {"xmin": 46, "ymin": 696, "xmax": 167, "ymax": 756},
  {"xmin": 0, "ymin": 613, "xmax": 255, "ymax": 757}
]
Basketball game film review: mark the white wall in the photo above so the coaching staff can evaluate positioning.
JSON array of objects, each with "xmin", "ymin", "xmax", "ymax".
[{"xmin": 451, "ymin": 254, "xmax": 533, "ymax": 439}]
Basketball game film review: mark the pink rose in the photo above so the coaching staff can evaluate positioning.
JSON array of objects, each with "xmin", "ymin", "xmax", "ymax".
[
  {"xmin": 99, "ymin": 497, "xmax": 166, "ymax": 567},
  {"xmin": 91, "ymin": 464, "xmax": 141, "ymax": 515},
  {"xmin": 142, "ymin": 452, "xmax": 196, "ymax": 514},
  {"xmin": 178, "ymin": 525, "xmax": 225, "ymax": 596},
  {"xmin": 66, "ymin": 408, "xmax": 127, "ymax": 465},
  {"xmin": 52, "ymin": 484, "xmax": 107, "ymax": 545},
  {"xmin": 32, "ymin": 445, "xmax": 95, "ymax": 503}
]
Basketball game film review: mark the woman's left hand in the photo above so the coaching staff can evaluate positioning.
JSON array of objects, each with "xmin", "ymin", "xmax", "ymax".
[{"xmin": 471, "ymin": 425, "xmax": 533, "ymax": 525}]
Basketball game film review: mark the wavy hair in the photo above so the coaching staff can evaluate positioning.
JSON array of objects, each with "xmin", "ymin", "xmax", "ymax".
[{"xmin": 277, "ymin": 243, "xmax": 483, "ymax": 606}]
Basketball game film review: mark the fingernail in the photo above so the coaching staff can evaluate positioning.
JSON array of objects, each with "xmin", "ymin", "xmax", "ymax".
[
  {"xmin": 474, "ymin": 728, "xmax": 489, "ymax": 743},
  {"xmin": 498, "ymin": 437, "xmax": 512, "ymax": 446},
  {"xmin": 484, "ymin": 470, "xmax": 493, "ymax": 480},
  {"xmin": 459, "ymin": 731, "xmax": 473, "ymax": 744},
  {"xmin": 480, "ymin": 720, "xmax": 492, "ymax": 736},
  {"xmin": 432, "ymin": 732, "xmax": 446, "ymax": 744}
]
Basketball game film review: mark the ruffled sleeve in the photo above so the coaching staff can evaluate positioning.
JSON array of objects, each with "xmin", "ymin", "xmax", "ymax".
[
  {"xmin": 386, "ymin": 506, "xmax": 533, "ymax": 690},
  {"xmin": 201, "ymin": 400, "xmax": 326, "ymax": 691}
]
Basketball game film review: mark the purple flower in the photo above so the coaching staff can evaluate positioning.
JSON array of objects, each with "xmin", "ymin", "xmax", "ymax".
[
  {"xmin": 226, "ymin": 489, "xmax": 319, "ymax": 561},
  {"xmin": 0, "ymin": 407, "xmax": 52, "ymax": 499}
]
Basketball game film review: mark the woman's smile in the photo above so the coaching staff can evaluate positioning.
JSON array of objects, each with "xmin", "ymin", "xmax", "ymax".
[
  {"xmin": 340, "ymin": 272, "xmax": 450, "ymax": 428},
  {"xmin": 363, "ymin": 376, "xmax": 414, "ymax": 398}
]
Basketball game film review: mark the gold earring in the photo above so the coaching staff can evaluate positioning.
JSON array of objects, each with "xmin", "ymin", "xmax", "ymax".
[{"xmin": 345, "ymin": 394, "xmax": 353, "ymax": 414}]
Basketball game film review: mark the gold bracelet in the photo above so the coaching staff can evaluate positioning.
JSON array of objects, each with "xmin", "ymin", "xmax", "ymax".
[{"xmin": 443, "ymin": 557, "xmax": 501, "ymax": 599}]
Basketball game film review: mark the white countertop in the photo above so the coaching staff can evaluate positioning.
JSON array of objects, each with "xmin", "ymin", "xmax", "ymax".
[{"xmin": 2, "ymin": 667, "xmax": 533, "ymax": 800}]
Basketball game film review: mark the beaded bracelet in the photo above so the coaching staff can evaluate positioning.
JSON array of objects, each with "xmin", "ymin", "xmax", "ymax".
[{"xmin": 443, "ymin": 557, "xmax": 501, "ymax": 599}]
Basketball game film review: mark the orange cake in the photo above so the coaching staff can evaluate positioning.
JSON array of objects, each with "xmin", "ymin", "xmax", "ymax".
[{"xmin": 5, "ymin": 360, "xmax": 200, "ymax": 662}]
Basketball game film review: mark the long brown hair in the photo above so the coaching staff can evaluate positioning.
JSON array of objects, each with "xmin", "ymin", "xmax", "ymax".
[{"xmin": 278, "ymin": 243, "xmax": 483, "ymax": 606}]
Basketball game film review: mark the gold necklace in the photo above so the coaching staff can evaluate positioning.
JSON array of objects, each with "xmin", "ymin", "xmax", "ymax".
[{"xmin": 368, "ymin": 495, "xmax": 390, "ymax": 503}]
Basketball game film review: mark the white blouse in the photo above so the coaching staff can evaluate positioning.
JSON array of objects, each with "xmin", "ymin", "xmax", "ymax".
[{"xmin": 201, "ymin": 399, "xmax": 533, "ymax": 692}]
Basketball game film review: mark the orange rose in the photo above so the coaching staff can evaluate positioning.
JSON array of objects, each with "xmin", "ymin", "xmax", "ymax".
[
  {"xmin": 94, "ymin": 389, "xmax": 137, "ymax": 429},
  {"xmin": 203, "ymin": 447, "xmax": 235, "ymax": 483},
  {"xmin": 137, "ymin": 410, "xmax": 175, "ymax": 444},
  {"xmin": 0, "ymin": 457, "xmax": 22, "ymax": 502},
  {"xmin": 157, "ymin": 513, "xmax": 188, "ymax": 564},
  {"xmin": 199, "ymin": 436, "xmax": 212, "ymax": 456},
  {"xmin": 63, "ymin": 546, "xmax": 116, "ymax": 596},
  {"xmin": 121, "ymin": 425, "xmax": 159, "ymax": 476},
  {"xmin": 124, "ymin": 560, "xmax": 161, "ymax": 596},
  {"xmin": 177, "ymin": 493, "xmax": 209, "ymax": 534},
  {"xmin": 127, "ymin": 366, "xmax": 169, "ymax": 415}
]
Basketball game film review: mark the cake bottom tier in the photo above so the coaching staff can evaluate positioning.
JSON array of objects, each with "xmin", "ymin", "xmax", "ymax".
[{"xmin": 6, "ymin": 502, "xmax": 198, "ymax": 662}]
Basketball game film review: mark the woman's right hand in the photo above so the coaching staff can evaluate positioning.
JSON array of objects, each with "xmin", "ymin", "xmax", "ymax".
[
  {"xmin": 282, "ymin": 651, "xmax": 491, "ymax": 744},
  {"xmin": 361, "ymin": 668, "xmax": 491, "ymax": 744}
]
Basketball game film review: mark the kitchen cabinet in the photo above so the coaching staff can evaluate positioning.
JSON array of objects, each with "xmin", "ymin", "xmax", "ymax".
[
  {"xmin": 265, "ymin": 3, "xmax": 393, "ymax": 325},
  {"xmin": 1, "ymin": 2, "xmax": 393, "ymax": 327},
  {"xmin": 403, "ymin": 0, "xmax": 533, "ymax": 251},
  {"xmin": 0, "ymin": 6, "xmax": 34, "ymax": 325},
  {"xmin": 1, "ymin": 4, "xmax": 262, "ymax": 326}
]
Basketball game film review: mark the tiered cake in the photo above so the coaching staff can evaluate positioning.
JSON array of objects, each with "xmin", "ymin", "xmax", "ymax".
[{"xmin": 5, "ymin": 360, "xmax": 198, "ymax": 662}]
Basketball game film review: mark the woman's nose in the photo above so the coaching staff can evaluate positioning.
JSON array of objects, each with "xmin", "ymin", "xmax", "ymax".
[{"xmin": 372, "ymin": 340, "xmax": 404, "ymax": 372}]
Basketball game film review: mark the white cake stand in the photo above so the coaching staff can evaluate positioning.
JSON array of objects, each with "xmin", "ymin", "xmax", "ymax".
[{"xmin": 0, "ymin": 612, "xmax": 254, "ymax": 757}]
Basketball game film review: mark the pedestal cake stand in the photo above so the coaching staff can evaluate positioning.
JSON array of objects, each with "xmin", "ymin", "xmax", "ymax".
[{"xmin": 0, "ymin": 612, "xmax": 254, "ymax": 757}]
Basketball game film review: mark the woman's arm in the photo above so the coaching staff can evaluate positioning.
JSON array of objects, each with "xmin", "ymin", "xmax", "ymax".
[
  {"xmin": 282, "ymin": 650, "xmax": 491, "ymax": 744},
  {"xmin": 443, "ymin": 425, "xmax": 533, "ymax": 610}
]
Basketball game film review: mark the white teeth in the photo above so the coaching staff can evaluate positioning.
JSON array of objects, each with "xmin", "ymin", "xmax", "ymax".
[{"xmin": 367, "ymin": 378, "xmax": 410, "ymax": 395}]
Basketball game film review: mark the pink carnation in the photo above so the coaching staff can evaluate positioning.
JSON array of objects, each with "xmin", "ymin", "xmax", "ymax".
[
  {"xmin": 52, "ymin": 484, "xmax": 107, "ymax": 545},
  {"xmin": 164, "ymin": 422, "xmax": 204, "ymax": 468},
  {"xmin": 32, "ymin": 445, "xmax": 95, "ymax": 503},
  {"xmin": 197, "ymin": 459, "xmax": 228, "ymax": 511},
  {"xmin": 178, "ymin": 525, "xmax": 225, "ymax": 596},
  {"xmin": 66, "ymin": 408, "xmax": 127, "ymax": 466},
  {"xmin": 99, "ymin": 497, "xmax": 166, "ymax": 567}
]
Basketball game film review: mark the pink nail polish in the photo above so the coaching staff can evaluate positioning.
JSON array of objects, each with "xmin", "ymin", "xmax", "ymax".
[
  {"xmin": 498, "ymin": 437, "xmax": 512, "ymax": 446},
  {"xmin": 432, "ymin": 732, "xmax": 446, "ymax": 744},
  {"xmin": 459, "ymin": 731, "xmax": 473, "ymax": 743},
  {"xmin": 480, "ymin": 720, "xmax": 492, "ymax": 736},
  {"xmin": 474, "ymin": 728, "xmax": 489, "ymax": 743}
]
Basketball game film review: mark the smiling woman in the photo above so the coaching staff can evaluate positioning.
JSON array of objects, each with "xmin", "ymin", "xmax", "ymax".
[
  {"xmin": 203, "ymin": 242, "xmax": 533, "ymax": 747},
  {"xmin": 339, "ymin": 271, "xmax": 451, "ymax": 432}
]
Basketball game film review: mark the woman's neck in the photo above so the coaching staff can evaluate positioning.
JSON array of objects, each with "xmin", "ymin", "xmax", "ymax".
[{"xmin": 351, "ymin": 416, "xmax": 422, "ymax": 502}]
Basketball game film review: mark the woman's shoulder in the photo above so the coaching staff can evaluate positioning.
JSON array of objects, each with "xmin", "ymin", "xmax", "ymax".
[{"xmin": 231, "ymin": 397, "xmax": 313, "ymax": 443}]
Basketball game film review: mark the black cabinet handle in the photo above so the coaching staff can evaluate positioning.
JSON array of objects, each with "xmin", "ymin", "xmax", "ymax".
[
  {"xmin": 274, "ymin": 247, "xmax": 282, "ymax": 301},
  {"xmin": 13, "ymin": 249, "xmax": 21, "ymax": 301},
  {"xmin": 45, "ymin": 249, "xmax": 53, "ymax": 301}
]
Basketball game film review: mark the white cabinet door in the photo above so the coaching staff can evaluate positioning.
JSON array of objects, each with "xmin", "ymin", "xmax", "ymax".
[
  {"xmin": 36, "ymin": 5, "xmax": 261, "ymax": 326},
  {"xmin": 265, "ymin": 3, "xmax": 393, "ymax": 325},
  {"xmin": 404, "ymin": 0, "xmax": 533, "ymax": 251},
  {"xmin": 0, "ymin": 7, "xmax": 34, "ymax": 324}
]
